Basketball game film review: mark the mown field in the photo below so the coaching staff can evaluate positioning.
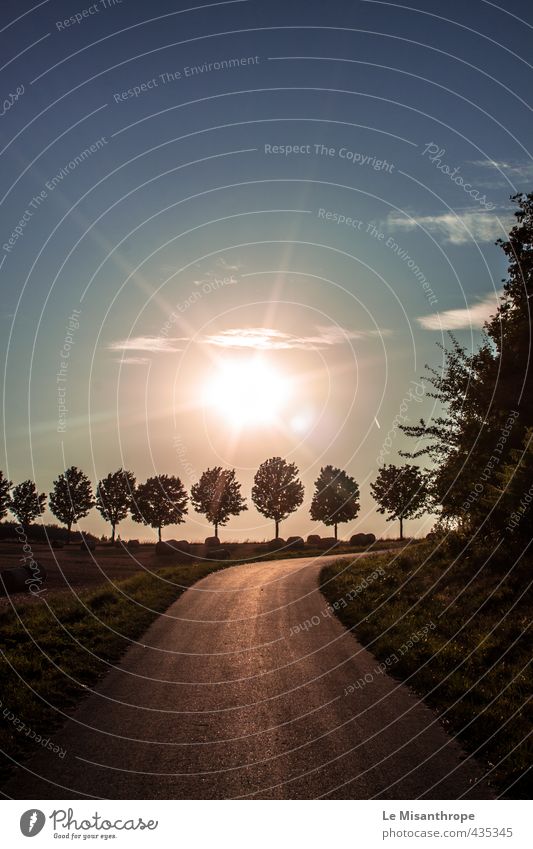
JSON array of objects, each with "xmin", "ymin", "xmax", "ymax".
[{"xmin": 320, "ymin": 541, "xmax": 532, "ymax": 798}]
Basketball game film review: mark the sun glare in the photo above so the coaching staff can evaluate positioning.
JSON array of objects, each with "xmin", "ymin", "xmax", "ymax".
[{"xmin": 203, "ymin": 359, "xmax": 290, "ymax": 427}]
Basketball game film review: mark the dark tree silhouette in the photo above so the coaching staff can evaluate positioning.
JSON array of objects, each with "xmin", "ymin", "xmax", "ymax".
[
  {"xmin": 10, "ymin": 480, "xmax": 46, "ymax": 530},
  {"xmin": 131, "ymin": 474, "xmax": 188, "ymax": 541},
  {"xmin": 252, "ymin": 457, "xmax": 304, "ymax": 538},
  {"xmin": 310, "ymin": 465, "xmax": 360, "ymax": 539},
  {"xmin": 0, "ymin": 471, "xmax": 12, "ymax": 520},
  {"xmin": 191, "ymin": 467, "xmax": 247, "ymax": 537},
  {"xmin": 49, "ymin": 466, "xmax": 94, "ymax": 542},
  {"xmin": 371, "ymin": 464, "xmax": 428, "ymax": 540},
  {"xmin": 96, "ymin": 468, "xmax": 136, "ymax": 542},
  {"xmin": 401, "ymin": 193, "xmax": 533, "ymax": 536}
]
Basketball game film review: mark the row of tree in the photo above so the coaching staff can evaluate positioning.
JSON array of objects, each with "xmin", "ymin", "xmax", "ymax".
[{"xmin": 0, "ymin": 459, "xmax": 429, "ymax": 542}]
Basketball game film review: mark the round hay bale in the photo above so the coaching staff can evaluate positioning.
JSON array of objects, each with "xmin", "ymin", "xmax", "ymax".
[
  {"xmin": 286, "ymin": 536, "xmax": 305, "ymax": 549},
  {"xmin": 205, "ymin": 536, "xmax": 220, "ymax": 547},
  {"xmin": 350, "ymin": 533, "xmax": 367, "ymax": 546},
  {"xmin": 127, "ymin": 539, "xmax": 140, "ymax": 548},
  {"xmin": 363, "ymin": 533, "xmax": 376, "ymax": 545},
  {"xmin": 306, "ymin": 534, "xmax": 322, "ymax": 545},
  {"xmin": 317, "ymin": 537, "xmax": 340, "ymax": 549},
  {"xmin": 268, "ymin": 537, "xmax": 285, "ymax": 551},
  {"xmin": 208, "ymin": 548, "xmax": 230, "ymax": 560},
  {"xmin": 80, "ymin": 536, "xmax": 97, "ymax": 551}
]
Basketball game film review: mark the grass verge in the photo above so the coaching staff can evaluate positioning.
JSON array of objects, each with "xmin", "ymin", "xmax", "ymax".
[
  {"xmin": 0, "ymin": 560, "xmax": 227, "ymax": 786},
  {"xmin": 320, "ymin": 542, "xmax": 532, "ymax": 798}
]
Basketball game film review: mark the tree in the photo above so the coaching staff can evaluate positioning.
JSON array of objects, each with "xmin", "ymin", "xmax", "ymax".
[
  {"xmin": 10, "ymin": 480, "xmax": 46, "ymax": 530},
  {"xmin": 49, "ymin": 466, "xmax": 94, "ymax": 542},
  {"xmin": 310, "ymin": 465, "xmax": 360, "ymax": 539},
  {"xmin": 0, "ymin": 471, "xmax": 12, "ymax": 520},
  {"xmin": 401, "ymin": 193, "xmax": 533, "ymax": 536},
  {"xmin": 371, "ymin": 464, "xmax": 429, "ymax": 540},
  {"xmin": 131, "ymin": 475, "xmax": 188, "ymax": 541},
  {"xmin": 191, "ymin": 467, "xmax": 247, "ymax": 537},
  {"xmin": 251, "ymin": 457, "xmax": 304, "ymax": 538},
  {"xmin": 96, "ymin": 468, "xmax": 136, "ymax": 542}
]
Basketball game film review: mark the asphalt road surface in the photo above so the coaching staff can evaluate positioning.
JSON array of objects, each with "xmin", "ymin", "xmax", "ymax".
[{"xmin": 5, "ymin": 554, "xmax": 492, "ymax": 799}]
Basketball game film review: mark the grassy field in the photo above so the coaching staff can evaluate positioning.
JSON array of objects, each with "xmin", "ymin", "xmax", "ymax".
[
  {"xmin": 320, "ymin": 541, "xmax": 532, "ymax": 798},
  {"xmin": 0, "ymin": 559, "xmax": 227, "ymax": 785}
]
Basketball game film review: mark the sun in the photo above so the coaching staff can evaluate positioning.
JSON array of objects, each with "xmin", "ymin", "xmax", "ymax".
[{"xmin": 203, "ymin": 358, "xmax": 290, "ymax": 427}]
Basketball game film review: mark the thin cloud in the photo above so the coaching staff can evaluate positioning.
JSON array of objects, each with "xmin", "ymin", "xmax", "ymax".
[
  {"xmin": 109, "ymin": 336, "xmax": 186, "ymax": 353},
  {"xmin": 202, "ymin": 325, "xmax": 385, "ymax": 350},
  {"xmin": 388, "ymin": 211, "xmax": 509, "ymax": 244},
  {"xmin": 418, "ymin": 290, "xmax": 502, "ymax": 331},
  {"xmin": 115, "ymin": 356, "xmax": 151, "ymax": 365},
  {"xmin": 471, "ymin": 159, "xmax": 533, "ymax": 180}
]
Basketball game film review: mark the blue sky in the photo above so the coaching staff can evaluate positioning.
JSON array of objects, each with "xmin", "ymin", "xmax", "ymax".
[{"xmin": 1, "ymin": 0, "xmax": 532, "ymax": 540}]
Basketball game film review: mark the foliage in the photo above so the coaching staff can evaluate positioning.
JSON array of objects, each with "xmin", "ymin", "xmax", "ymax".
[
  {"xmin": 251, "ymin": 457, "xmax": 304, "ymax": 537},
  {"xmin": 370, "ymin": 464, "xmax": 429, "ymax": 539},
  {"xmin": 0, "ymin": 471, "xmax": 12, "ymax": 520},
  {"xmin": 9, "ymin": 480, "xmax": 46, "ymax": 529},
  {"xmin": 310, "ymin": 465, "xmax": 360, "ymax": 538},
  {"xmin": 401, "ymin": 193, "xmax": 533, "ymax": 539},
  {"xmin": 191, "ymin": 466, "xmax": 247, "ymax": 535},
  {"xmin": 131, "ymin": 474, "xmax": 188, "ymax": 541},
  {"xmin": 96, "ymin": 469, "xmax": 136, "ymax": 542},
  {"xmin": 49, "ymin": 466, "xmax": 94, "ymax": 540}
]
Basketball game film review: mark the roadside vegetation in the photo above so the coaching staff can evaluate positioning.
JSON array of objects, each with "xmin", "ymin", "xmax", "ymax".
[
  {"xmin": 0, "ymin": 559, "xmax": 227, "ymax": 785},
  {"xmin": 320, "ymin": 541, "xmax": 532, "ymax": 798}
]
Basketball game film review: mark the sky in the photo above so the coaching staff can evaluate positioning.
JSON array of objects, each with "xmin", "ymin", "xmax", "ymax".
[{"xmin": 1, "ymin": 0, "xmax": 532, "ymax": 541}]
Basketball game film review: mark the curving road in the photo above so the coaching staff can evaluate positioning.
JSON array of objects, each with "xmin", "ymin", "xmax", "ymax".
[{"xmin": 5, "ymin": 554, "xmax": 492, "ymax": 799}]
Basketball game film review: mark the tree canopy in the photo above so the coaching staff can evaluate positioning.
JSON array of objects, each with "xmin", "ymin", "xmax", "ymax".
[
  {"xmin": 96, "ymin": 468, "xmax": 136, "ymax": 542},
  {"xmin": 49, "ymin": 466, "xmax": 94, "ymax": 541},
  {"xmin": 131, "ymin": 474, "xmax": 188, "ymax": 541},
  {"xmin": 371, "ymin": 464, "xmax": 428, "ymax": 539},
  {"xmin": 10, "ymin": 480, "xmax": 46, "ymax": 529},
  {"xmin": 251, "ymin": 457, "xmax": 304, "ymax": 538},
  {"xmin": 191, "ymin": 467, "xmax": 247, "ymax": 536},
  {"xmin": 310, "ymin": 465, "xmax": 360, "ymax": 539},
  {"xmin": 401, "ymin": 192, "xmax": 533, "ymax": 541}
]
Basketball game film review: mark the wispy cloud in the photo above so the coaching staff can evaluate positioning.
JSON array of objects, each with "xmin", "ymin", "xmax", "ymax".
[
  {"xmin": 201, "ymin": 325, "xmax": 385, "ymax": 350},
  {"xmin": 388, "ymin": 211, "xmax": 510, "ymax": 244},
  {"xmin": 115, "ymin": 356, "xmax": 151, "ymax": 365},
  {"xmin": 418, "ymin": 290, "xmax": 502, "ymax": 330},
  {"xmin": 109, "ymin": 336, "xmax": 186, "ymax": 353},
  {"xmin": 471, "ymin": 159, "xmax": 533, "ymax": 180}
]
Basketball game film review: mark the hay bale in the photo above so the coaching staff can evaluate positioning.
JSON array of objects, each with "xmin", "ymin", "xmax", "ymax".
[
  {"xmin": 306, "ymin": 534, "xmax": 322, "ymax": 545},
  {"xmin": 350, "ymin": 533, "xmax": 367, "ymax": 546},
  {"xmin": 155, "ymin": 539, "xmax": 191, "ymax": 558},
  {"xmin": 268, "ymin": 537, "xmax": 286, "ymax": 551},
  {"xmin": 208, "ymin": 548, "xmax": 230, "ymax": 560},
  {"xmin": 51, "ymin": 539, "xmax": 64, "ymax": 549},
  {"xmin": 0, "ymin": 562, "xmax": 47, "ymax": 594},
  {"xmin": 80, "ymin": 536, "xmax": 97, "ymax": 551},
  {"xmin": 317, "ymin": 537, "xmax": 340, "ymax": 550},
  {"xmin": 286, "ymin": 536, "xmax": 305, "ymax": 549},
  {"xmin": 127, "ymin": 539, "xmax": 140, "ymax": 548},
  {"xmin": 205, "ymin": 536, "xmax": 220, "ymax": 547},
  {"xmin": 363, "ymin": 533, "xmax": 376, "ymax": 545}
]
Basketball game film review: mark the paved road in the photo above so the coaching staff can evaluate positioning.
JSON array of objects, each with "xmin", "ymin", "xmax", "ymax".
[{"xmin": 5, "ymin": 554, "xmax": 491, "ymax": 799}]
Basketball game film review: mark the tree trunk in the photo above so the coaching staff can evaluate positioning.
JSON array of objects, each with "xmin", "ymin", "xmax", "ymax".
[
  {"xmin": 111, "ymin": 524, "xmax": 116, "ymax": 543},
  {"xmin": 275, "ymin": 518, "xmax": 279, "ymax": 538},
  {"xmin": 334, "ymin": 523, "xmax": 338, "ymax": 540},
  {"xmin": 214, "ymin": 521, "xmax": 218, "ymax": 537},
  {"xmin": 158, "ymin": 525, "xmax": 162, "ymax": 542},
  {"xmin": 399, "ymin": 516, "xmax": 404, "ymax": 540}
]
